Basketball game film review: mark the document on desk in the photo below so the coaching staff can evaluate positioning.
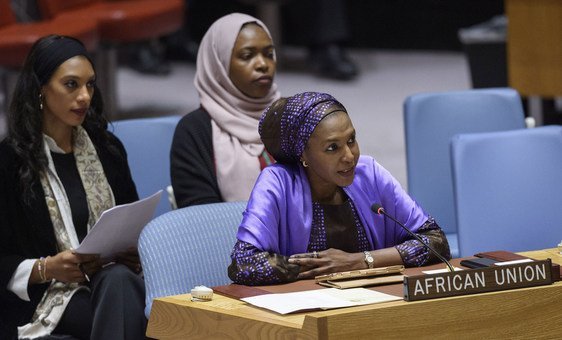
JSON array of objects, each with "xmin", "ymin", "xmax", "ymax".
[
  {"xmin": 75, "ymin": 190, "xmax": 162, "ymax": 259},
  {"xmin": 241, "ymin": 288, "xmax": 401, "ymax": 314}
]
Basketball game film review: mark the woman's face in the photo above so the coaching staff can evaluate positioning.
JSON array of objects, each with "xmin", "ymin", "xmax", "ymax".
[
  {"xmin": 41, "ymin": 55, "xmax": 95, "ymax": 134},
  {"xmin": 301, "ymin": 111, "xmax": 360, "ymax": 190},
  {"xmin": 229, "ymin": 23, "xmax": 276, "ymax": 98}
]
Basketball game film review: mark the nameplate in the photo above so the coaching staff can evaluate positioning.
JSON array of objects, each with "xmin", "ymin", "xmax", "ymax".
[{"xmin": 403, "ymin": 259, "xmax": 553, "ymax": 302}]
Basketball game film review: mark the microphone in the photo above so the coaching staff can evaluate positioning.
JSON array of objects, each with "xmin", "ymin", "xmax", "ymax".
[{"xmin": 371, "ymin": 203, "xmax": 455, "ymax": 272}]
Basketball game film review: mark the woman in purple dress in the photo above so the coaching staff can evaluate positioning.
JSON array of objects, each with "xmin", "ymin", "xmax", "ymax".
[{"xmin": 228, "ymin": 92, "xmax": 451, "ymax": 285}]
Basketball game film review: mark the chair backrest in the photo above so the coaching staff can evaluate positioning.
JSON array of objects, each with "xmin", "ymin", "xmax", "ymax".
[
  {"xmin": 0, "ymin": 0, "xmax": 17, "ymax": 27},
  {"xmin": 111, "ymin": 115, "xmax": 180, "ymax": 217},
  {"xmin": 37, "ymin": 0, "xmax": 100, "ymax": 19},
  {"xmin": 404, "ymin": 87, "xmax": 526, "ymax": 257},
  {"xmin": 138, "ymin": 201, "xmax": 246, "ymax": 318},
  {"xmin": 451, "ymin": 126, "xmax": 562, "ymax": 257}
]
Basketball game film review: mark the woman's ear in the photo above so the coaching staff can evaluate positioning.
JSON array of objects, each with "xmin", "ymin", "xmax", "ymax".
[{"xmin": 300, "ymin": 154, "xmax": 309, "ymax": 168}]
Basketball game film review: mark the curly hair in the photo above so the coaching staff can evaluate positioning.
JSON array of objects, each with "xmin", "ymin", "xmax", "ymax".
[{"xmin": 7, "ymin": 34, "xmax": 112, "ymax": 202}]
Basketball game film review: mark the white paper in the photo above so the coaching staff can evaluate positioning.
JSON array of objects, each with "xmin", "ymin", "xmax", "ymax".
[
  {"xmin": 422, "ymin": 267, "xmax": 463, "ymax": 274},
  {"xmin": 75, "ymin": 190, "xmax": 162, "ymax": 259},
  {"xmin": 241, "ymin": 288, "xmax": 401, "ymax": 314},
  {"xmin": 494, "ymin": 258, "xmax": 533, "ymax": 266}
]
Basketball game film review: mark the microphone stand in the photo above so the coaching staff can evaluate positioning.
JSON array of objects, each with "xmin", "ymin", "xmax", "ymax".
[{"xmin": 372, "ymin": 204, "xmax": 455, "ymax": 273}]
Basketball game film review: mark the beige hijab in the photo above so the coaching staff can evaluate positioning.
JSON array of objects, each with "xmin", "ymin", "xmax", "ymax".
[{"xmin": 195, "ymin": 12, "xmax": 280, "ymax": 202}]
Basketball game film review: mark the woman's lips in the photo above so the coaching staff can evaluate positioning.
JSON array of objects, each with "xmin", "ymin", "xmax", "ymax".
[
  {"xmin": 72, "ymin": 108, "xmax": 87, "ymax": 116},
  {"xmin": 254, "ymin": 76, "xmax": 272, "ymax": 85},
  {"xmin": 338, "ymin": 166, "xmax": 355, "ymax": 177}
]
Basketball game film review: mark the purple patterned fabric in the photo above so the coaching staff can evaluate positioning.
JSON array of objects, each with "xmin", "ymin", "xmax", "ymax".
[
  {"xmin": 229, "ymin": 241, "xmax": 279, "ymax": 285},
  {"xmin": 259, "ymin": 92, "xmax": 346, "ymax": 163},
  {"xmin": 236, "ymin": 155, "xmax": 430, "ymax": 255},
  {"xmin": 307, "ymin": 200, "xmax": 370, "ymax": 252}
]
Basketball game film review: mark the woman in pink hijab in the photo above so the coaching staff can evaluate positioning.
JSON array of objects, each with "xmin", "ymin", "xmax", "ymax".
[{"xmin": 171, "ymin": 13, "xmax": 280, "ymax": 208}]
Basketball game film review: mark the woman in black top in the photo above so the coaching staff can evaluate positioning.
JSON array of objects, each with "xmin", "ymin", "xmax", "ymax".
[{"xmin": 0, "ymin": 35, "xmax": 145, "ymax": 339}]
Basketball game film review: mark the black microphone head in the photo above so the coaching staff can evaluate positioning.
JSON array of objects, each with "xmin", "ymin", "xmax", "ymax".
[{"xmin": 371, "ymin": 203, "xmax": 384, "ymax": 215}]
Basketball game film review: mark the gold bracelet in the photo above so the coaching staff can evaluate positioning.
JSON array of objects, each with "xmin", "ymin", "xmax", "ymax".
[
  {"xmin": 43, "ymin": 256, "xmax": 49, "ymax": 282},
  {"xmin": 38, "ymin": 257, "xmax": 46, "ymax": 282},
  {"xmin": 37, "ymin": 258, "xmax": 42, "ymax": 277}
]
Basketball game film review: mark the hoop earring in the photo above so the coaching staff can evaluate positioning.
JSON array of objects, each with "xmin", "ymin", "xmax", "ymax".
[
  {"xmin": 301, "ymin": 160, "xmax": 309, "ymax": 168},
  {"xmin": 39, "ymin": 93, "xmax": 43, "ymax": 111}
]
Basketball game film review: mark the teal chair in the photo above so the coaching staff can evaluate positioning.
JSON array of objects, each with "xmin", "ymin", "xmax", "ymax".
[
  {"xmin": 112, "ymin": 115, "xmax": 181, "ymax": 217},
  {"xmin": 451, "ymin": 126, "xmax": 562, "ymax": 257},
  {"xmin": 138, "ymin": 201, "xmax": 246, "ymax": 318},
  {"xmin": 404, "ymin": 88, "xmax": 526, "ymax": 257}
]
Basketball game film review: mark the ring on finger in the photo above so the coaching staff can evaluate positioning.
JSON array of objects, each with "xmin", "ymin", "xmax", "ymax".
[{"xmin": 312, "ymin": 251, "xmax": 318, "ymax": 258}]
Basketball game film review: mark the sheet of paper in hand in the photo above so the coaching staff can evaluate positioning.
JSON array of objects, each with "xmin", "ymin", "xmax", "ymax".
[{"xmin": 75, "ymin": 190, "xmax": 162, "ymax": 259}]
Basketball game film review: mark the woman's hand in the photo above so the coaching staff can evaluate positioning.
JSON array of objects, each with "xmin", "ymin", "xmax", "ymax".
[
  {"xmin": 46, "ymin": 250, "xmax": 100, "ymax": 283},
  {"xmin": 287, "ymin": 248, "xmax": 365, "ymax": 279},
  {"xmin": 116, "ymin": 247, "xmax": 142, "ymax": 273}
]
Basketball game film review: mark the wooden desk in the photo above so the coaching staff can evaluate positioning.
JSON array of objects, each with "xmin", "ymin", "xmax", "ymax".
[
  {"xmin": 506, "ymin": 0, "xmax": 562, "ymax": 97},
  {"xmin": 147, "ymin": 249, "xmax": 562, "ymax": 339}
]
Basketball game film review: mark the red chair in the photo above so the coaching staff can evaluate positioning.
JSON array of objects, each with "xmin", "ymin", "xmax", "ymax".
[
  {"xmin": 0, "ymin": 0, "xmax": 98, "ymax": 111},
  {"xmin": 36, "ymin": 0, "xmax": 185, "ymax": 117},
  {"xmin": 38, "ymin": 0, "xmax": 183, "ymax": 44}
]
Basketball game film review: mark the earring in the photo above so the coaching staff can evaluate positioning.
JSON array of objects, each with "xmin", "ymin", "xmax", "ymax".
[
  {"xmin": 39, "ymin": 93, "xmax": 43, "ymax": 110},
  {"xmin": 301, "ymin": 160, "xmax": 309, "ymax": 168}
]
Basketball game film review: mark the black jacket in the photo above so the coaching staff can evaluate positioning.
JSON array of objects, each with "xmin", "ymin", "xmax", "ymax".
[
  {"xmin": 170, "ymin": 108, "xmax": 222, "ymax": 208},
  {"xmin": 0, "ymin": 131, "xmax": 138, "ymax": 339}
]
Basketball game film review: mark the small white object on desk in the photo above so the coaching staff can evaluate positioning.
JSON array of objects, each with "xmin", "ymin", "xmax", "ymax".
[
  {"xmin": 558, "ymin": 240, "xmax": 562, "ymax": 255},
  {"xmin": 191, "ymin": 285, "xmax": 213, "ymax": 302}
]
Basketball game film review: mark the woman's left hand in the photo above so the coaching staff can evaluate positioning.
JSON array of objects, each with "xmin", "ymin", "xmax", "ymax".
[
  {"xmin": 288, "ymin": 248, "xmax": 365, "ymax": 279},
  {"xmin": 116, "ymin": 247, "xmax": 142, "ymax": 273}
]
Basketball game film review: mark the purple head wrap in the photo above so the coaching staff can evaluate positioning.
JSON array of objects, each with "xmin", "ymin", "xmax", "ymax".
[{"xmin": 259, "ymin": 92, "xmax": 347, "ymax": 163}]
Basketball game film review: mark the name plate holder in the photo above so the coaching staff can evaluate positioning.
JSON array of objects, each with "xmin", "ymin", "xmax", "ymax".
[{"xmin": 404, "ymin": 259, "xmax": 554, "ymax": 302}]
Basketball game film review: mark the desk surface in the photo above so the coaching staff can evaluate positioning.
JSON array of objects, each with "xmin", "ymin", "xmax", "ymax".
[{"xmin": 147, "ymin": 249, "xmax": 562, "ymax": 339}]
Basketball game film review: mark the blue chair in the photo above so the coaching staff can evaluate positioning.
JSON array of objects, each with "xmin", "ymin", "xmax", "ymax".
[
  {"xmin": 112, "ymin": 115, "xmax": 181, "ymax": 217},
  {"xmin": 451, "ymin": 126, "xmax": 562, "ymax": 257},
  {"xmin": 138, "ymin": 201, "xmax": 246, "ymax": 318},
  {"xmin": 404, "ymin": 88, "xmax": 526, "ymax": 257}
]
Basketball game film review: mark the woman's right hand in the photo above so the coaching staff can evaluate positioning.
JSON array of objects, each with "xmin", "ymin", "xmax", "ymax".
[{"xmin": 46, "ymin": 250, "xmax": 99, "ymax": 283}]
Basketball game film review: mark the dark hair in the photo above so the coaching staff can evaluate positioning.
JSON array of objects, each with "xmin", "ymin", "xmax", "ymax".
[
  {"xmin": 241, "ymin": 21, "xmax": 262, "ymax": 30},
  {"xmin": 7, "ymin": 34, "xmax": 110, "ymax": 202}
]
